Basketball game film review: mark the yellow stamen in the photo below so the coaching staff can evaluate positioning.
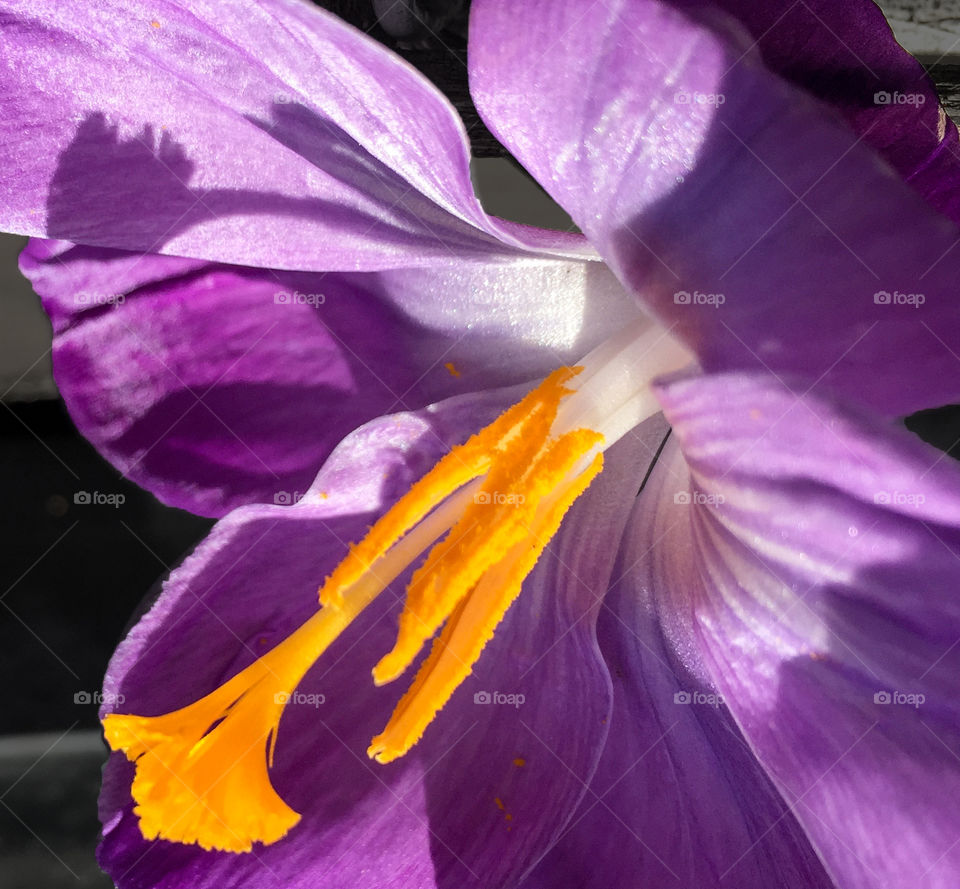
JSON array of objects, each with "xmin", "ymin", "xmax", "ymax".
[
  {"xmin": 102, "ymin": 366, "xmax": 604, "ymax": 851},
  {"xmin": 102, "ymin": 607, "xmax": 364, "ymax": 852},
  {"xmin": 368, "ymin": 452, "xmax": 603, "ymax": 763},
  {"xmin": 320, "ymin": 367, "xmax": 581, "ymax": 605},
  {"xmin": 102, "ymin": 487, "xmax": 464, "ymax": 852},
  {"xmin": 371, "ymin": 429, "xmax": 602, "ymax": 685},
  {"xmin": 318, "ymin": 367, "xmax": 579, "ymax": 608}
]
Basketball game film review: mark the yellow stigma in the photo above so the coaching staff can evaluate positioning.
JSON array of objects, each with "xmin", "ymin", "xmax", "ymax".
[{"xmin": 102, "ymin": 367, "xmax": 604, "ymax": 852}]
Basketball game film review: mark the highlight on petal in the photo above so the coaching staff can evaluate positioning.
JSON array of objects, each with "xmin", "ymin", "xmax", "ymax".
[
  {"xmin": 469, "ymin": 0, "xmax": 960, "ymax": 417},
  {"xmin": 1, "ymin": 0, "xmax": 589, "ymax": 270},
  {"xmin": 645, "ymin": 369, "xmax": 960, "ymax": 889}
]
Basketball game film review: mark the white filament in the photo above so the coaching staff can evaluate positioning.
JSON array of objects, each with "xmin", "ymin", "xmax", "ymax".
[{"xmin": 554, "ymin": 319, "xmax": 693, "ymax": 453}]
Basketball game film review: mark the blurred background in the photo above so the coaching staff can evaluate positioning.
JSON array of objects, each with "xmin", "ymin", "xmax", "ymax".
[{"xmin": 1, "ymin": 2, "xmax": 959, "ymax": 886}]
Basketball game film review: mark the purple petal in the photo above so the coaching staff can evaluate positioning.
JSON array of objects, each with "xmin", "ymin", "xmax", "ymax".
[
  {"xmin": 469, "ymin": 0, "xmax": 960, "ymax": 417},
  {"xmin": 24, "ymin": 240, "xmax": 433, "ymax": 518},
  {"xmin": 1, "ymin": 0, "xmax": 588, "ymax": 269},
  {"xmin": 22, "ymin": 239, "xmax": 641, "ymax": 517},
  {"xmin": 98, "ymin": 393, "xmax": 663, "ymax": 888},
  {"xmin": 708, "ymin": 0, "xmax": 960, "ymax": 223},
  {"xmin": 525, "ymin": 515, "xmax": 833, "ymax": 888},
  {"xmin": 644, "ymin": 370, "xmax": 960, "ymax": 888}
]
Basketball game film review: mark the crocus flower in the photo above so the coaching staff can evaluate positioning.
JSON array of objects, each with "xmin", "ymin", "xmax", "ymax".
[{"xmin": 5, "ymin": 0, "xmax": 960, "ymax": 887}]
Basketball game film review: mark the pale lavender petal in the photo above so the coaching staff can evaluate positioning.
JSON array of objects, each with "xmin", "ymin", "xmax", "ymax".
[
  {"xmin": 643, "ymin": 370, "xmax": 960, "ymax": 889},
  {"xmin": 469, "ymin": 0, "xmax": 960, "ymax": 417},
  {"xmin": 0, "ymin": 0, "xmax": 589, "ymax": 270},
  {"xmin": 98, "ymin": 394, "xmax": 664, "ymax": 888},
  {"xmin": 22, "ymin": 239, "xmax": 640, "ymax": 517}
]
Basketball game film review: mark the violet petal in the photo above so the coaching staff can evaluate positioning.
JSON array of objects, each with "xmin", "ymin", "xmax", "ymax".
[
  {"xmin": 645, "ymin": 369, "xmax": 960, "ymax": 888},
  {"xmin": 524, "ymin": 509, "xmax": 833, "ymax": 887},
  {"xmin": 707, "ymin": 0, "xmax": 960, "ymax": 223}
]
